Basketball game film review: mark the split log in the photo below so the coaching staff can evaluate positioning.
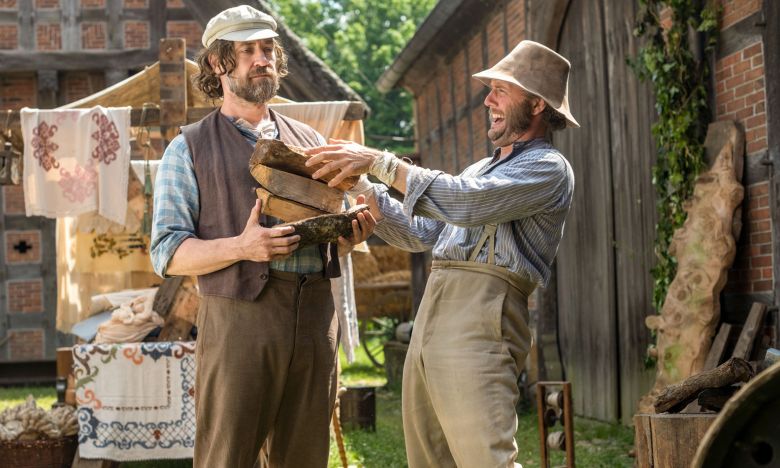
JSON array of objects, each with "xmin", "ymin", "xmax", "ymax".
[
  {"xmin": 654, "ymin": 357, "xmax": 753, "ymax": 414},
  {"xmin": 278, "ymin": 204, "xmax": 370, "ymax": 247},
  {"xmin": 697, "ymin": 386, "xmax": 740, "ymax": 412},
  {"xmin": 250, "ymin": 139, "xmax": 360, "ymax": 191},
  {"xmin": 157, "ymin": 277, "xmax": 200, "ymax": 342},
  {"xmin": 640, "ymin": 121, "xmax": 745, "ymax": 413},
  {"xmin": 251, "ymin": 164, "xmax": 344, "ymax": 214},
  {"xmin": 256, "ymin": 187, "xmax": 328, "ymax": 222}
]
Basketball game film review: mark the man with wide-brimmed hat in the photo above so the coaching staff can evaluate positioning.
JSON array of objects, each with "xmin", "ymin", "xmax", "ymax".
[
  {"xmin": 150, "ymin": 5, "xmax": 374, "ymax": 467},
  {"xmin": 306, "ymin": 40, "xmax": 578, "ymax": 466}
]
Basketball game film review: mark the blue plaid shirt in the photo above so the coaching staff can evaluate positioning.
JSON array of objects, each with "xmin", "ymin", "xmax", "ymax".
[
  {"xmin": 150, "ymin": 119, "xmax": 326, "ymax": 277},
  {"xmin": 372, "ymin": 138, "xmax": 574, "ymax": 287}
]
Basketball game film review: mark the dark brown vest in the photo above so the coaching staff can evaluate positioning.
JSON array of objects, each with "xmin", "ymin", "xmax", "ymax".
[{"xmin": 181, "ymin": 108, "xmax": 340, "ymax": 301}]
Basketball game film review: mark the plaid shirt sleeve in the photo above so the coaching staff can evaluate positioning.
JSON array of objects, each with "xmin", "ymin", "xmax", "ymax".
[{"xmin": 150, "ymin": 134, "xmax": 199, "ymax": 278}]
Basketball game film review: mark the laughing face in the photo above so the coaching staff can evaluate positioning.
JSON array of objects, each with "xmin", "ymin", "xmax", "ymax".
[
  {"xmin": 484, "ymin": 79, "xmax": 535, "ymax": 148},
  {"xmin": 226, "ymin": 38, "xmax": 280, "ymax": 104}
]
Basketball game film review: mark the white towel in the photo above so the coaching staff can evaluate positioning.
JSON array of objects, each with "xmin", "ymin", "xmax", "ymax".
[{"xmin": 20, "ymin": 106, "xmax": 131, "ymax": 224}]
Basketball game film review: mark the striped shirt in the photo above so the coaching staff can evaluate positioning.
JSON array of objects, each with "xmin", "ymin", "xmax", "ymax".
[
  {"xmin": 373, "ymin": 138, "xmax": 574, "ymax": 287},
  {"xmin": 150, "ymin": 119, "xmax": 326, "ymax": 278}
]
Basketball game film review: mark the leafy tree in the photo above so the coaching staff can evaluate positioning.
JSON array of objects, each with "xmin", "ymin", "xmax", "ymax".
[{"xmin": 267, "ymin": 0, "xmax": 436, "ymax": 154}]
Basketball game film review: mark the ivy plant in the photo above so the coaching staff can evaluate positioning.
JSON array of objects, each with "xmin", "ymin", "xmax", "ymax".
[{"xmin": 630, "ymin": 0, "xmax": 720, "ymax": 316}]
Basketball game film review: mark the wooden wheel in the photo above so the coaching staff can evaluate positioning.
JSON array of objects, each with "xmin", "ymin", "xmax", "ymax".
[{"xmin": 359, "ymin": 318, "xmax": 392, "ymax": 368}]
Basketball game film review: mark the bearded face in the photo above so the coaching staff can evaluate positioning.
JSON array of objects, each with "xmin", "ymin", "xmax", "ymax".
[
  {"xmin": 487, "ymin": 95, "xmax": 534, "ymax": 148},
  {"xmin": 227, "ymin": 65, "xmax": 280, "ymax": 104}
]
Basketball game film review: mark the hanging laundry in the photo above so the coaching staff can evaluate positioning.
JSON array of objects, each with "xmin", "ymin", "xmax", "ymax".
[{"xmin": 20, "ymin": 106, "xmax": 131, "ymax": 224}]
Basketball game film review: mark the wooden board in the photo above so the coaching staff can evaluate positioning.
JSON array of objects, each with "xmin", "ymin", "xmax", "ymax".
[
  {"xmin": 732, "ymin": 303, "xmax": 767, "ymax": 360},
  {"xmin": 251, "ymin": 165, "xmax": 344, "ymax": 214},
  {"xmin": 250, "ymin": 139, "xmax": 360, "ymax": 192},
  {"xmin": 634, "ymin": 413, "xmax": 717, "ymax": 468},
  {"xmin": 255, "ymin": 187, "xmax": 328, "ymax": 222},
  {"xmin": 704, "ymin": 323, "xmax": 733, "ymax": 370}
]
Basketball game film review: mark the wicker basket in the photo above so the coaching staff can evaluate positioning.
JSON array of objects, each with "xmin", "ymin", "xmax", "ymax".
[{"xmin": 0, "ymin": 436, "xmax": 78, "ymax": 468}]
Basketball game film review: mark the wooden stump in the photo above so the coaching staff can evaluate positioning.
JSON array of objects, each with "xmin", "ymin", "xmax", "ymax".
[{"xmin": 634, "ymin": 413, "xmax": 717, "ymax": 468}]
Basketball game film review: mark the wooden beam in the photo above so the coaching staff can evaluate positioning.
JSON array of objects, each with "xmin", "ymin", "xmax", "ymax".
[
  {"xmin": 731, "ymin": 303, "xmax": 768, "ymax": 360},
  {"xmin": 159, "ymin": 38, "xmax": 187, "ymax": 145},
  {"xmin": 703, "ymin": 323, "xmax": 733, "ymax": 371},
  {"xmin": 0, "ymin": 50, "xmax": 158, "ymax": 71}
]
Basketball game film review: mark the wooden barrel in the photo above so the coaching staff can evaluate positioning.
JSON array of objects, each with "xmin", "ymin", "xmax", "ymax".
[{"xmin": 339, "ymin": 386, "xmax": 376, "ymax": 432}]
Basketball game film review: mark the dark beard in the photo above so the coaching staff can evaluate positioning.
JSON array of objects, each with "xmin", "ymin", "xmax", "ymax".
[
  {"xmin": 488, "ymin": 97, "xmax": 534, "ymax": 147},
  {"xmin": 227, "ymin": 67, "xmax": 279, "ymax": 104}
]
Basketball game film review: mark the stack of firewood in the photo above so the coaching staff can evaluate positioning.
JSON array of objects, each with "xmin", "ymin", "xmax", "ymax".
[
  {"xmin": 249, "ymin": 139, "xmax": 369, "ymax": 246},
  {"xmin": 0, "ymin": 397, "xmax": 78, "ymax": 442}
]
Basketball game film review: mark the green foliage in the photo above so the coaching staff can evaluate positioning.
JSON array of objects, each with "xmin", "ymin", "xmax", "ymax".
[
  {"xmin": 630, "ymin": 0, "xmax": 719, "ymax": 315},
  {"xmin": 267, "ymin": 0, "xmax": 437, "ymax": 154}
]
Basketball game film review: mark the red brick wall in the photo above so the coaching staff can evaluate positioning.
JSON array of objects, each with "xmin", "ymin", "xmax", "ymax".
[
  {"xmin": 715, "ymin": 0, "xmax": 771, "ymax": 294},
  {"xmin": 61, "ymin": 71, "xmax": 106, "ymax": 104},
  {"xmin": 35, "ymin": 0, "xmax": 58, "ymax": 8},
  {"xmin": 0, "ymin": 73, "xmax": 36, "ymax": 109},
  {"xmin": 166, "ymin": 20, "xmax": 203, "ymax": 54},
  {"xmin": 3, "ymin": 185, "xmax": 25, "ymax": 214},
  {"xmin": 8, "ymin": 329, "xmax": 44, "ymax": 360},
  {"xmin": 124, "ymin": 20, "xmax": 150, "ymax": 49},
  {"xmin": 5, "ymin": 230, "xmax": 42, "ymax": 264},
  {"xmin": 80, "ymin": 0, "xmax": 105, "ymax": 8},
  {"xmin": 36, "ymin": 22, "xmax": 61, "ymax": 50},
  {"xmin": 0, "ymin": 0, "xmax": 17, "ymax": 9},
  {"xmin": 0, "ymin": 23, "xmax": 17, "ymax": 49},
  {"xmin": 412, "ymin": 1, "xmax": 523, "ymax": 170},
  {"xmin": 7, "ymin": 279, "xmax": 44, "ymax": 313},
  {"xmin": 81, "ymin": 22, "xmax": 107, "ymax": 49},
  {"xmin": 124, "ymin": 0, "xmax": 147, "ymax": 8}
]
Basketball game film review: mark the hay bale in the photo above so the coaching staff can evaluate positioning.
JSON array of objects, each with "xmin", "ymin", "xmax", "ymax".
[
  {"xmin": 352, "ymin": 251, "xmax": 381, "ymax": 283},
  {"xmin": 370, "ymin": 245, "xmax": 410, "ymax": 273}
]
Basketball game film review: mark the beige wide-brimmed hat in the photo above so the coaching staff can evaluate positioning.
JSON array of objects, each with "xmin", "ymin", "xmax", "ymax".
[
  {"xmin": 474, "ymin": 40, "xmax": 579, "ymax": 128},
  {"xmin": 202, "ymin": 5, "xmax": 278, "ymax": 48}
]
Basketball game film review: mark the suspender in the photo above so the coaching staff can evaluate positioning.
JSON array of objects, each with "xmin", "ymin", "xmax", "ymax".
[{"xmin": 468, "ymin": 224, "xmax": 498, "ymax": 265}]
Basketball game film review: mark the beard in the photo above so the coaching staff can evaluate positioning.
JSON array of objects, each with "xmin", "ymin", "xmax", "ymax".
[
  {"xmin": 487, "ymin": 97, "xmax": 534, "ymax": 148},
  {"xmin": 227, "ymin": 66, "xmax": 280, "ymax": 104}
]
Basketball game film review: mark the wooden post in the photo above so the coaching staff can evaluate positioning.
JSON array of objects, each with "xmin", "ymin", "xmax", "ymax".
[{"xmin": 158, "ymin": 38, "xmax": 187, "ymax": 146}]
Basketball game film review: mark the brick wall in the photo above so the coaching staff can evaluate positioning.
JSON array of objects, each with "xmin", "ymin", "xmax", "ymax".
[
  {"xmin": 715, "ymin": 0, "xmax": 771, "ymax": 294},
  {"xmin": 166, "ymin": 20, "xmax": 203, "ymax": 54},
  {"xmin": 36, "ymin": 22, "xmax": 61, "ymax": 50},
  {"xmin": 5, "ymin": 230, "xmax": 42, "ymax": 264},
  {"xmin": 7, "ymin": 279, "xmax": 44, "ymax": 313},
  {"xmin": 0, "ymin": 73, "xmax": 36, "ymax": 109},
  {"xmin": 3, "ymin": 185, "xmax": 25, "ymax": 214},
  {"xmin": 0, "ymin": 23, "xmax": 17, "ymax": 49},
  {"xmin": 124, "ymin": 20, "xmax": 149, "ymax": 49},
  {"xmin": 8, "ymin": 329, "xmax": 45, "ymax": 360},
  {"xmin": 81, "ymin": 22, "xmax": 106, "ymax": 49}
]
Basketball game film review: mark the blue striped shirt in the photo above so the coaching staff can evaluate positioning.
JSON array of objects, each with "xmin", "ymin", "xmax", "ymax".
[
  {"xmin": 373, "ymin": 138, "xmax": 574, "ymax": 286},
  {"xmin": 150, "ymin": 119, "xmax": 326, "ymax": 278}
]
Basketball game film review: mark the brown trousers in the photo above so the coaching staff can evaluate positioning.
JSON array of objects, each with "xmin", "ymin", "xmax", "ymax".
[
  {"xmin": 194, "ymin": 270, "xmax": 339, "ymax": 468},
  {"xmin": 402, "ymin": 260, "xmax": 534, "ymax": 468}
]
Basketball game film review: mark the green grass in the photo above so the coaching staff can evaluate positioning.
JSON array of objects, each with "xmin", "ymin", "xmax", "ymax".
[{"xmin": 0, "ymin": 344, "xmax": 634, "ymax": 467}]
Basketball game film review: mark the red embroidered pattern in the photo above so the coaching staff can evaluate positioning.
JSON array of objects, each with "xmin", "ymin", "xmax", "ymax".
[
  {"xmin": 91, "ymin": 113, "xmax": 121, "ymax": 165},
  {"xmin": 31, "ymin": 121, "xmax": 60, "ymax": 171},
  {"xmin": 58, "ymin": 163, "xmax": 98, "ymax": 203}
]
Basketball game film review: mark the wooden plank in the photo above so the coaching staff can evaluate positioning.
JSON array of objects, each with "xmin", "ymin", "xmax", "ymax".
[
  {"xmin": 159, "ymin": 38, "xmax": 187, "ymax": 146},
  {"xmin": 602, "ymin": 0, "xmax": 659, "ymax": 424},
  {"xmin": 633, "ymin": 414, "xmax": 654, "ymax": 468},
  {"xmin": 555, "ymin": 0, "xmax": 619, "ymax": 422},
  {"xmin": 732, "ymin": 302, "xmax": 768, "ymax": 360},
  {"xmin": 157, "ymin": 277, "xmax": 200, "ymax": 342},
  {"xmin": 649, "ymin": 414, "xmax": 716, "ymax": 468},
  {"xmin": 0, "ymin": 49, "xmax": 158, "ymax": 71},
  {"xmin": 255, "ymin": 187, "xmax": 328, "ymax": 222},
  {"xmin": 250, "ymin": 139, "xmax": 359, "ymax": 192},
  {"xmin": 152, "ymin": 276, "xmax": 184, "ymax": 320},
  {"xmin": 250, "ymin": 165, "xmax": 344, "ymax": 214},
  {"xmin": 704, "ymin": 323, "xmax": 733, "ymax": 370}
]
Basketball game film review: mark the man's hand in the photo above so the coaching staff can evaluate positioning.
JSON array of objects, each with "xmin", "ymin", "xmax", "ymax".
[
  {"xmin": 305, "ymin": 139, "xmax": 383, "ymax": 188},
  {"xmin": 236, "ymin": 199, "xmax": 301, "ymax": 262},
  {"xmin": 337, "ymin": 195, "xmax": 377, "ymax": 257}
]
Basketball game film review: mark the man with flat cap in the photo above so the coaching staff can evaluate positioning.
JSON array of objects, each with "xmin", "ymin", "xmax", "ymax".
[
  {"xmin": 307, "ymin": 40, "xmax": 578, "ymax": 467},
  {"xmin": 150, "ymin": 5, "xmax": 374, "ymax": 467}
]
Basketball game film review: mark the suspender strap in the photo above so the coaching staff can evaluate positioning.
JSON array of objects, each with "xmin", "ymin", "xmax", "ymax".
[{"xmin": 468, "ymin": 224, "xmax": 498, "ymax": 265}]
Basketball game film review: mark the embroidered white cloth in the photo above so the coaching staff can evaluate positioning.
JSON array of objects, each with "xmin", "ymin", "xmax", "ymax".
[
  {"xmin": 20, "ymin": 106, "xmax": 131, "ymax": 224},
  {"xmin": 331, "ymin": 253, "xmax": 360, "ymax": 362},
  {"xmin": 74, "ymin": 341, "xmax": 196, "ymax": 461},
  {"xmin": 94, "ymin": 289, "xmax": 163, "ymax": 344}
]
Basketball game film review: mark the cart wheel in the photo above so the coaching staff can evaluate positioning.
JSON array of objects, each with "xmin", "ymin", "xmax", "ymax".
[{"xmin": 359, "ymin": 318, "xmax": 388, "ymax": 368}]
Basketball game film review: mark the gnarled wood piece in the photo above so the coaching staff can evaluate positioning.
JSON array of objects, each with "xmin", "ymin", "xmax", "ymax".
[
  {"xmin": 654, "ymin": 357, "xmax": 753, "ymax": 414},
  {"xmin": 640, "ymin": 122, "xmax": 745, "ymax": 413},
  {"xmin": 250, "ymin": 139, "xmax": 360, "ymax": 191},
  {"xmin": 251, "ymin": 164, "xmax": 344, "ymax": 214},
  {"xmin": 256, "ymin": 187, "xmax": 328, "ymax": 222},
  {"xmin": 279, "ymin": 204, "xmax": 369, "ymax": 247}
]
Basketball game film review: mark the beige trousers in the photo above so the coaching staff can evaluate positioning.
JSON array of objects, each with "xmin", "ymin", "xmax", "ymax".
[
  {"xmin": 193, "ymin": 270, "xmax": 339, "ymax": 468},
  {"xmin": 402, "ymin": 260, "xmax": 534, "ymax": 468}
]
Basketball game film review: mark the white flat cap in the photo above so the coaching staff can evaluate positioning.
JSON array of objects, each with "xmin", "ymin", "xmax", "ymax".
[{"xmin": 202, "ymin": 5, "xmax": 278, "ymax": 48}]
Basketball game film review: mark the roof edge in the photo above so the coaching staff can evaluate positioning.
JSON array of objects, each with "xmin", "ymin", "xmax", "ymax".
[{"xmin": 376, "ymin": 0, "xmax": 468, "ymax": 93}]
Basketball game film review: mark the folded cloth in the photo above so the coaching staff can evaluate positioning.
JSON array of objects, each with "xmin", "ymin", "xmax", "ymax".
[
  {"xmin": 94, "ymin": 289, "xmax": 163, "ymax": 344},
  {"xmin": 20, "ymin": 106, "xmax": 131, "ymax": 224},
  {"xmin": 74, "ymin": 341, "xmax": 196, "ymax": 461}
]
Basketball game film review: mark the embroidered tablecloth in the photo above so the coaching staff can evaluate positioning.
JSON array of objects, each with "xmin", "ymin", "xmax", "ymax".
[{"xmin": 73, "ymin": 341, "xmax": 195, "ymax": 461}]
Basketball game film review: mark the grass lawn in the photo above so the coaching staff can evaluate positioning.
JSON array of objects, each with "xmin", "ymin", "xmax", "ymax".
[{"xmin": 0, "ymin": 343, "xmax": 634, "ymax": 467}]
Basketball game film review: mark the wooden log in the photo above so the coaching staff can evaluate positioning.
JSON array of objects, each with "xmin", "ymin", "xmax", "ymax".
[
  {"xmin": 731, "ymin": 302, "xmax": 767, "ymax": 360},
  {"xmin": 255, "ymin": 187, "xmax": 328, "ymax": 222},
  {"xmin": 278, "ymin": 204, "xmax": 370, "ymax": 247},
  {"xmin": 654, "ymin": 357, "xmax": 754, "ymax": 414},
  {"xmin": 249, "ymin": 139, "xmax": 360, "ymax": 191},
  {"xmin": 250, "ymin": 164, "xmax": 344, "ymax": 214},
  {"xmin": 634, "ymin": 413, "xmax": 717, "ymax": 468},
  {"xmin": 157, "ymin": 277, "xmax": 200, "ymax": 342},
  {"xmin": 152, "ymin": 276, "xmax": 184, "ymax": 320},
  {"xmin": 697, "ymin": 386, "xmax": 740, "ymax": 412}
]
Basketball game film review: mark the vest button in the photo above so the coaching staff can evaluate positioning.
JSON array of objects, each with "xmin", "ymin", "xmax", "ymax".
[{"xmin": 260, "ymin": 273, "xmax": 268, "ymax": 280}]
